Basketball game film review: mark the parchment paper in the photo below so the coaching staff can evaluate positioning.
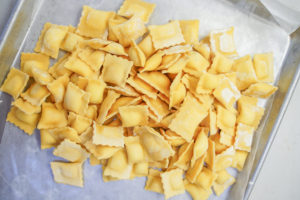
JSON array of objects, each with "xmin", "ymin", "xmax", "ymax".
[{"xmin": 0, "ymin": 0, "xmax": 290, "ymax": 199}]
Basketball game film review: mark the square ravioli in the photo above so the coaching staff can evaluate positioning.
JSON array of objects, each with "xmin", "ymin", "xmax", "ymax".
[
  {"xmin": 53, "ymin": 139, "xmax": 89, "ymax": 162},
  {"xmin": 169, "ymin": 93, "xmax": 208, "ymax": 142},
  {"xmin": 20, "ymin": 53, "xmax": 50, "ymax": 76},
  {"xmin": 142, "ymin": 95, "xmax": 170, "ymax": 122},
  {"xmin": 135, "ymin": 126, "xmax": 174, "ymax": 161},
  {"xmin": 50, "ymin": 162, "xmax": 83, "ymax": 187},
  {"xmin": 161, "ymin": 168, "xmax": 185, "ymax": 199},
  {"xmin": 232, "ymin": 55, "xmax": 258, "ymax": 90},
  {"xmin": 118, "ymin": 0, "xmax": 156, "ymax": 23},
  {"xmin": 92, "ymin": 122, "xmax": 124, "ymax": 147},
  {"xmin": 253, "ymin": 53, "xmax": 274, "ymax": 82},
  {"xmin": 119, "ymin": 105, "xmax": 149, "ymax": 127},
  {"xmin": 64, "ymin": 53, "xmax": 94, "ymax": 78},
  {"xmin": 60, "ymin": 26, "xmax": 83, "ymax": 52},
  {"xmin": 37, "ymin": 103, "xmax": 68, "ymax": 129},
  {"xmin": 111, "ymin": 16, "xmax": 147, "ymax": 47},
  {"xmin": 40, "ymin": 127, "xmax": 81, "ymax": 149},
  {"xmin": 97, "ymin": 90, "xmax": 121, "ymax": 124},
  {"xmin": 213, "ymin": 78, "xmax": 240, "ymax": 110},
  {"xmin": 47, "ymin": 74, "xmax": 69, "ymax": 104},
  {"xmin": 102, "ymin": 54, "xmax": 133, "ymax": 87},
  {"xmin": 12, "ymin": 98, "xmax": 41, "ymax": 115},
  {"xmin": 48, "ymin": 54, "xmax": 72, "ymax": 78},
  {"xmin": 145, "ymin": 169, "xmax": 164, "ymax": 194},
  {"xmin": 34, "ymin": 23, "xmax": 68, "ymax": 59},
  {"xmin": 85, "ymin": 78, "xmax": 106, "ymax": 104},
  {"xmin": 149, "ymin": 20, "xmax": 185, "ymax": 50},
  {"xmin": 0, "ymin": 68, "xmax": 29, "ymax": 99},
  {"xmin": 242, "ymin": 82, "xmax": 278, "ymax": 98},
  {"xmin": 125, "ymin": 136, "xmax": 146, "ymax": 164},
  {"xmin": 77, "ymin": 46, "xmax": 105, "ymax": 72},
  {"xmin": 234, "ymin": 123, "xmax": 254, "ymax": 152},
  {"xmin": 210, "ymin": 27, "xmax": 238, "ymax": 58},
  {"xmin": 169, "ymin": 72, "xmax": 186, "ymax": 108},
  {"xmin": 6, "ymin": 106, "xmax": 40, "ymax": 135},
  {"xmin": 103, "ymin": 149, "xmax": 132, "ymax": 179},
  {"xmin": 179, "ymin": 20, "xmax": 199, "ymax": 44},
  {"xmin": 63, "ymin": 82, "xmax": 89, "ymax": 115},
  {"xmin": 76, "ymin": 6, "xmax": 115, "ymax": 39},
  {"xmin": 68, "ymin": 112, "xmax": 92, "ymax": 134},
  {"xmin": 21, "ymin": 82, "xmax": 50, "ymax": 106}
]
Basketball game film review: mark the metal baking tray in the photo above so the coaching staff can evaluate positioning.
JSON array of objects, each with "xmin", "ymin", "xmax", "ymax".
[{"xmin": 0, "ymin": 0, "xmax": 299, "ymax": 199}]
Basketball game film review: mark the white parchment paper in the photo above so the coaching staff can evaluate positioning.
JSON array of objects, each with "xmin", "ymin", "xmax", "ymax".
[{"xmin": 0, "ymin": 0, "xmax": 290, "ymax": 199}]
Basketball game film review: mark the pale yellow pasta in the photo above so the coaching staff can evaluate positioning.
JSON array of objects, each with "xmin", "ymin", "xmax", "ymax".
[
  {"xmin": 37, "ymin": 103, "xmax": 68, "ymax": 129},
  {"xmin": 179, "ymin": 20, "xmax": 199, "ymax": 44},
  {"xmin": 34, "ymin": 23, "xmax": 68, "ymax": 59},
  {"xmin": 0, "ymin": 68, "xmax": 29, "ymax": 99},
  {"xmin": 50, "ymin": 162, "xmax": 83, "ymax": 187},
  {"xmin": 161, "ymin": 169, "xmax": 185, "ymax": 199},
  {"xmin": 68, "ymin": 112, "xmax": 92, "ymax": 134},
  {"xmin": 92, "ymin": 122, "xmax": 124, "ymax": 147},
  {"xmin": 20, "ymin": 53, "xmax": 50, "ymax": 76},
  {"xmin": 119, "ymin": 105, "xmax": 149, "ymax": 127},
  {"xmin": 76, "ymin": 6, "xmax": 115, "ymax": 39},
  {"xmin": 21, "ymin": 82, "xmax": 50, "ymax": 106},
  {"xmin": 12, "ymin": 98, "xmax": 41, "ymax": 115}
]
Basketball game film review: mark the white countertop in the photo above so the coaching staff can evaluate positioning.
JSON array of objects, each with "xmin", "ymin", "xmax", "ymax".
[{"xmin": 0, "ymin": 1, "xmax": 299, "ymax": 200}]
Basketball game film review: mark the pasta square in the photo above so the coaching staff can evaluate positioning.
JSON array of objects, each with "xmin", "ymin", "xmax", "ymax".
[
  {"xmin": 234, "ymin": 123, "xmax": 254, "ymax": 152},
  {"xmin": 50, "ymin": 162, "xmax": 83, "ymax": 187},
  {"xmin": 77, "ymin": 47, "xmax": 105, "ymax": 72},
  {"xmin": 132, "ymin": 162, "xmax": 149, "ymax": 177},
  {"xmin": 142, "ymin": 50, "xmax": 164, "ymax": 71},
  {"xmin": 216, "ymin": 105, "xmax": 236, "ymax": 135},
  {"xmin": 184, "ymin": 51, "xmax": 210, "ymax": 77},
  {"xmin": 205, "ymin": 139, "xmax": 216, "ymax": 171},
  {"xmin": 68, "ymin": 112, "xmax": 92, "ymax": 134},
  {"xmin": 138, "ymin": 72, "xmax": 171, "ymax": 97},
  {"xmin": 21, "ymin": 82, "xmax": 50, "ymax": 106},
  {"xmin": 6, "ymin": 106, "xmax": 40, "ymax": 135},
  {"xmin": 60, "ymin": 26, "xmax": 83, "ymax": 52},
  {"xmin": 40, "ymin": 127, "xmax": 80, "ymax": 149},
  {"xmin": 169, "ymin": 72, "xmax": 186, "ymax": 108},
  {"xmin": 125, "ymin": 136, "xmax": 146, "ymax": 164},
  {"xmin": 169, "ymin": 93, "xmax": 208, "ymax": 142},
  {"xmin": 138, "ymin": 34, "xmax": 155, "ymax": 58},
  {"xmin": 118, "ymin": 0, "xmax": 156, "ymax": 23},
  {"xmin": 194, "ymin": 167, "xmax": 217, "ymax": 190},
  {"xmin": 191, "ymin": 129, "xmax": 208, "ymax": 167},
  {"xmin": 47, "ymin": 74, "xmax": 69, "ymax": 104},
  {"xmin": 215, "ymin": 146, "xmax": 235, "ymax": 171},
  {"xmin": 85, "ymin": 79, "xmax": 106, "ymax": 104},
  {"xmin": 102, "ymin": 54, "xmax": 133, "ymax": 87},
  {"xmin": 0, "ymin": 68, "xmax": 29, "ymax": 99},
  {"xmin": 97, "ymin": 90, "xmax": 121, "ymax": 124},
  {"xmin": 196, "ymin": 72, "xmax": 222, "ymax": 94},
  {"xmin": 135, "ymin": 126, "xmax": 174, "ymax": 161},
  {"xmin": 34, "ymin": 23, "xmax": 68, "ymax": 59},
  {"xmin": 253, "ymin": 53, "xmax": 274, "ymax": 82},
  {"xmin": 232, "ymin": 55, "xmax": 258, "ymax": 90},
  {"xmin": 103, "ymin": 149, "xmax": 132, "ymax": 179},
  {"xmin": 242, "ymin": 82, "xmax": 278, "ymax": 98},
  {"xmin": 108, "ymin": 15, "xmax": 127, "ymax": 42},
  {"xmin": 210, "ymin": 27, "xmax": 238, "ymax": 58},
  {"xmin": 84, "ymin": 38, "xmax": 127, "ymax": 56},
  {"xmin": 161, "ymin": 169, "xmax": 185, "ymax": 199},
  {"xmin": 112, "ymin": 16, "xmax": 147, "ymax": 47},
  {"xmin": 106, "ymin": 96, "xmax": 141, "ymax": 120},
  {"xmin": 53, "ymin": 139, "xmax": 89, "ymax": 162},
  {"xmin": 31, "ymin": 67, "xmax": 53, "ymax": 85},
  {"xmin": 119, "ymin": 105, "xmax": 149, "ymax": 127},
  {"xmin": 184, "ymin": 180, "xmax": 212, "ymax": 200},
  {"xmin": 20, "ymin": 53, "xmax": 49, "ymax": 76},
  {"xmin": 63, "ymin": 82, "xmax": 90, "ymax": 115},
  {"xmin": 209, "ymin": 53, "xmax": 233, "ymax": 74},
  {"xmin": 37, "ymin": 102, "xmax": 68, "ymax": 129},
  {"xmin": 179, "ymin": 20, "xmax": 199, "ymax": 44},
  {"xmin": 145, "ymin": 169, "xmax": 164, "ymax": 194},
  {"xmin": 127, "ymin": 76, "xmax": 157, "ymax": 99},
  {"xmin": 174, "ymin": 142, "xmax": 194, "ymax": 170},
  {"xmin": 128, "ymin": 40, "xmax": 146, "ymax": 67},
  {"xmin": 92, "ymin": 122, "xmax": 124, "ymax": 147},
  {"xmin": 142, "ymin": 95, "xmax": 169, "ymax": 122},
  {"xmin": 12, "ymin": 98, "xmax": 41, "ymax": 115},
  {"xmin": 186, "ymin": 153, "xmax": 206, "ymax": 183},
  {"xmin": 107, "ymin": 84, "xmax": 139, "ymax": 97},
  {"xmin": 213, "ymin": 78, "xmax": 240, "ymax": 110},
  {"xmin": 149, "ymin": 20, "xmax": 185, "ymax": 50},
  {"xmin": 64, "ymin": 53, "xmax": 94, "ymax": 78},
  {"xmin": 76, "ymin": 6, "xmax": 115, "ymax": 38},
  {"xmin": 48, "ymin": 54, "xmax": 72, "ymax": 79},
  {"xmin": 237, "ymin": 99, "xmax": 264, "ymax": 128},
  {"xmin": 231, "ymin": 150, "xmax": 248, "ymax": 171},
  {"xmin": 212, "ymin": 170, "xmax": 235, "ymax": 196}
]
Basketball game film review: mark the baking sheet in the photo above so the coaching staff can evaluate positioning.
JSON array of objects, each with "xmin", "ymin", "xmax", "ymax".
[{"xmin": 0, "ymin": 0, "xmax": 291, "ymax": 199}]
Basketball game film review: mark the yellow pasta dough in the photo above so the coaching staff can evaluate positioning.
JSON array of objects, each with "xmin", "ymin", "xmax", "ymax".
[
  {"xmin": 21, "ymin": 82, "xmax": 50, "ymax": 106},
  {"xmin": 50, "ymin": 162, "xmax": 83, "ymax": 187},
  {"xmin": 76, "ymin": 6, "xmax": 115, "ymax": 39},
  {"xmin": 243, "ymin": 82, "xmax": 278, "ymax": 98},
  {"xmin": 34, "ymin": 23, "xmax": 68, "ymax": 59},
  {"xmin": 53, "ymin": 139, "xmax": 89, "ymax": 162},
  {"xmin": 161, "ymin": 168, "xmax": 185, "ymax": 199},
  {"xmin": 92, "ymin": 122, "xmax": 124, "ymax": 147},
  {"xmin": 37, "ymin": 103, "xmax": 68, "ymax": 129},
  {"xmin": 253, "ymin": 53, "xmax": 274, "ymax": 82},
  {"xmin": 1, "ymin": 68, "xmax": 29, "ymax": 99},
  {"xmin": 119, "ymin": 105, "xmax": 149, "ymax": 127},
  {"xmin": 20, "ymin": 53, "xmax": 50, "ymax": 76}
]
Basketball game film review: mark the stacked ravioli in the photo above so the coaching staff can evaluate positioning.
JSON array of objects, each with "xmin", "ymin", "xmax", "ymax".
[{"xmin": 0, "ymin": 0, "xmax": 278, "ymax": 199}]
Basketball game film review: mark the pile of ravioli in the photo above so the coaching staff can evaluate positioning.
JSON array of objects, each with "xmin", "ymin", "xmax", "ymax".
[{"xmin": 0, "ymin": 0, "xmax": 278, "ymax": 199}]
